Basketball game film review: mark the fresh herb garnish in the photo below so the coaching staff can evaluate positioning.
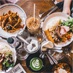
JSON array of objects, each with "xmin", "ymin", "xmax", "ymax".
[{"xmin": 61, "ymin": 18, "xmax": 73, "ymax": 32}]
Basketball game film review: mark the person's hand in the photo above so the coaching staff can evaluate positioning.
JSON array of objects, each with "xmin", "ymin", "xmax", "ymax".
[{"xmin": 63, "ymin": 8, "xmax": 70, "ymax": 15}]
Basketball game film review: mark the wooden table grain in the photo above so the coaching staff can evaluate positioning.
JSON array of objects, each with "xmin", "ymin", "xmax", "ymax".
[
  {"xmin": 17, "ymin": 0, "xmax": 55, "ymax": 17},
  {"xmin": 16, "ymin": 1, "xmax": 55, "ymax": 73},
  {"xmin": 16, "ymin": 0, "xmax": 73, "ymax": 73}
]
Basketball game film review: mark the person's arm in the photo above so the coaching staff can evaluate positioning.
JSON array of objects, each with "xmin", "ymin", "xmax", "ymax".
[{"xmin": 63, "ymin": 0, "xmax": 72, "ymax": 15}]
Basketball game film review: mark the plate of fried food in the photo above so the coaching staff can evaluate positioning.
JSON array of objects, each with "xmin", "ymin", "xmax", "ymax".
[
  {"xmin": 0, "ymin": 3, "xmax": 27, "ymax": 38},
  {"xmin": 52, "ymin": 63, "xmax": 71, "ymax": 73},
  {"xmin": 0, "ymin": 38, "xmax": 16, "ymax": 73},
  {"xmin": 43, "ymin": 12, "xmax": 73, "ymax": 47}
]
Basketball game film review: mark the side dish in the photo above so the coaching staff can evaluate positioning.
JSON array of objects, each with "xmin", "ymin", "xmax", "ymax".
[
  {"xmin": 52, "ymin": 63, "xmax": 71, "ymax": 73},
  {"xmin": 0, "ymin": 11, "xmax": 24, "ymax": 33}
]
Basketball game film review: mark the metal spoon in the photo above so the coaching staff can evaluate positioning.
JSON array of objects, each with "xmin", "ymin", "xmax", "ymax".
[
  {"xmin": 39, "ymin": 52, "xmax": 45, "ymax": 59},
  {"xmin": 41, "ymin": 48, "xmax": 54, "ymax": 65},
  {"xmin": 48, "ymin": 50, "xmax": 58, "ymax": 64},
  {"xmin": 45, "ymin": 53, "xmax": 54, "ymax": 65}
]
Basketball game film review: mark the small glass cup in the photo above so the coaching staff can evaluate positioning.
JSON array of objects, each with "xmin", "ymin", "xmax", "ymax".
[
  {"xmin": 17, "ymin": 45, "xmax": 29, "ymax": 60},
  {"xmin": 26, "ymin": 17, "xmax": 40, "ymax": 34}
]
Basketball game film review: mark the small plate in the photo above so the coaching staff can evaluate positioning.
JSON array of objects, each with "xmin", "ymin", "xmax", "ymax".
[
  {"xmin": 0, "ymin": 38, "xmax": 17, "ymax": 73},
  {"xmin": 43, "ymin": 12, "xmax": 73, "ymax": 48},
  {"xmin": 0, "ymin": 3, "xmax": 27, "ymax": 38}
]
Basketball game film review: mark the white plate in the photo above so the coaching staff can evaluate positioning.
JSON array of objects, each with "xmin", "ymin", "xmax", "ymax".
[
  {"xmin": 43, "ymin": 12, "xmax": 73, "ymax": 48},
  {"xmin": 0, "ymin": 3, "xmax": 27, "ymax": 38},
  {"xmin": 0, "ymin": 38, "xmax": 17, "ymax": 73}
]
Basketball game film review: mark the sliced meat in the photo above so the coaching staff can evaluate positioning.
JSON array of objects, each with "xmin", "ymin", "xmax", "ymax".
[
  {"xmin": 60, "ymin": 26, "xmax": 70, "ymax": 36},
  {"xmin": 55, "ymin": 26, "xmax": 62, "ymax": 38}
]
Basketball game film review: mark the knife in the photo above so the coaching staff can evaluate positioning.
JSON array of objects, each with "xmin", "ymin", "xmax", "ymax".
[{"xmin": 40, "ymin": 1, "xmax": 63, "ymax": 22}]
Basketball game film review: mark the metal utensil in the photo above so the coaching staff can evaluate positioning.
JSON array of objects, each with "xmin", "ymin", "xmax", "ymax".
[
  {"xmin": 48, "ymin": 50, "xmax": 58, "ymax": 64},
  {"xmin": 41, "ymin": 48, "xmax": 54, "ymax": 65},
  {"xmin": 45, "ymin": 53, "xmax": 54, "ymax": 65},
  {"xmin": 40, "ymin": 7, "xmax": 58, "ymax": 22},
  {"xmin": 40, "ymin": 1, "xmax": 63, "ymax": 22},
  {"xmin": 39, "ymin": 52, "xmax": 45, "ymax": 59},
  {"xmin": 0, "ymin": 36, "xmax": 7, "ymax": 40},
  {"xmin": 43, "ymin": 46, "xmax": 63, "ymax": 53},
  {"xmin": 39, "ymin": 6, "xmax": 57, "ymax": 18},
  {"xmin": 17, "ymin": 36, "xmax": 29, "ymax": 45}
]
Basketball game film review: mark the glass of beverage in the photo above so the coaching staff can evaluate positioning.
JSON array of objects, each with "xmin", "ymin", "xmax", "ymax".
[
  {"xmin": 17, "ymin": 48, "xmax": 29, "ymax": 60},
  {"xmin": 17, "ymin": 44, "xmax": 29, "ymax": 60},
  {"xmin": 26, "ymin": 17, "xmax": 40, "ymax": 34}
]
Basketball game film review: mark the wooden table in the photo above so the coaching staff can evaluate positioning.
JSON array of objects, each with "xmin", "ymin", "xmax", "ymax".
[{"xmin": 16, "ymin": 0, "xmax": 73, "ymax": 73}]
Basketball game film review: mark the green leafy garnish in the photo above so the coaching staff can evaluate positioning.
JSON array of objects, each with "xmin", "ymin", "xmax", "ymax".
[{"xmin": 61, "ymin": 18, "xmax": 73, "ymax": 32}]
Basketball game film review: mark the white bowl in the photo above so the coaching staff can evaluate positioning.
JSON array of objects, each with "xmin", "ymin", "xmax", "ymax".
[
  {"xmin": 24, "ymin": 37, "xmax": 40, "ymax": 54},
  {"xmin": 43, "ymin": 12, "xmax": 73, "ymax": 48},
  {"xmin": 0, "ymin": 3, "xmax": 27, "ymax": 38}
]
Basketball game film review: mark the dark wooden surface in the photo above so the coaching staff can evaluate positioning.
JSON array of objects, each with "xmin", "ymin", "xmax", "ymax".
[
  {"xmin": 17, "ymin": 0, "xmax": 55, "ymax": 18},
  {"xmin": 16, "ymin": 0, "xmax": 73, "ymax": 73},
  {"xmin": 16, "ymin": 1, "xmax": 55, "ymax": 73}
]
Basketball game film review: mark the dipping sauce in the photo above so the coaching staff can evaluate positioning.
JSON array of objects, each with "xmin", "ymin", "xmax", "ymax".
[
  {"xmin": 29, "ymin": 57, "xmax": 43, "ymax": 71},
  {"xmin": 26, "ymin": 17, "xmax": 40, "ymax": 34}
]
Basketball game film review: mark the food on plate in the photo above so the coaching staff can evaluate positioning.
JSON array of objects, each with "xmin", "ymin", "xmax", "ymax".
[
  {"xmin": 26, "ymin": 17, "xmax": 40, "ymax": 34},
  {"xmin": 0, "ymin": 46, "xmax": 14, "ymax": 71},
  {"xmin": 48, "ymin": 20, "xmax": 61, "ymax": 31},
  {"xmin": 29, "ymin": 57, "xmax": 43, "ymax": 71},
  {"xmin": 52, "ymin": 63, "xmax": 71, "ymax": 73},
  {"xmin": 44, "ymin": 29, "xmax": 54, "ymax": 43},
  {"xmin": 0, "ymin": 11, "xmax": 24, "ymax": 33},
  {"xmin": 61, "ymin": 18, "xmax": 73, "ymax": 32},
  {"xmin": 44, "ymin": 18, "xmax": 73, "ymax": 43}
]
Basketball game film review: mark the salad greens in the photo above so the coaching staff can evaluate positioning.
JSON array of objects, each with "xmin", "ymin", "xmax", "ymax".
[
  {"xmin": 2, "ymin": 54, "xmax": 14, "ymax": 71},
  {"xmin": 61, "ymin": 18, "xmax": 73, "ymax": 32}
]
